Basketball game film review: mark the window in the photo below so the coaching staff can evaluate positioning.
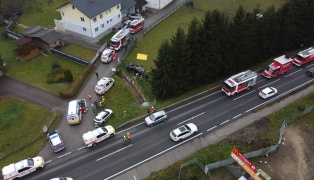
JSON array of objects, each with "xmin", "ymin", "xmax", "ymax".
[
  {"xmin": 101, "ymin": 24, "xmax": 104, "ymax": 28},
  {"xmin": 118, "ymin": 14, "xmax": 120, "ymax": 18},
  {"xmin": 106, "ymin": 10, "xmax": 108, "ymax": 14},
  {"xmin": 100, "ymin": 14, "xmax": 103, "ymax": 19},
  {"xmin": 93, "ymin": 17, "xmax": 97, "ymax": 22},
  {"xmin": 110, "ymin": 19, "xmax": 112, "ymax": 22},
  {"xmin": 109, "ymin": 8, "xmax": 111, "ymax": 12},
  {"xmin": 107, "ymin": 21, "xmax": 109, "ymax": 24},
  {"xmin": 83, "ymin": 27, "xmax": 86, "ymax": 31},
  {"xmin": 80, "ymin": 17, "xmax": 84, "ymax": 22},
  {"xmin": 72, "ymin": 6, "xmax": 75, "ymax": 10},
  {"xmin": 95, "ymin": 27, "xmax": 98, "ymax": 32},
  {"xmin": 117, "ymin": 5, "xmax": 119, "ymax": 9},
  {"xmin": 62, "ymin": 12, "xmax": 64, "ymax": 16}
]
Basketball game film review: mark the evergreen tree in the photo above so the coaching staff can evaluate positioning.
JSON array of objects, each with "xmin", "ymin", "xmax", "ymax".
[{"xmin": 64, "ymin": 69, "xmax": 73, "ymax": 82}]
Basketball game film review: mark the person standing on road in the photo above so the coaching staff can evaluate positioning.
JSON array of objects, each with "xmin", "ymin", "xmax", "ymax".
[{"xmin": 95, "ymin": 72, "xmax": 98, "ymax": 79}]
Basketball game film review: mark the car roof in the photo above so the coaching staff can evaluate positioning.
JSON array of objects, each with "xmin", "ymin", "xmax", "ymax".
[
  {"xmin": 97, "ymin": 77, "xmax": 112, "ymax": 86},
  {"xmin": 153, "ymin": 110, "xmax": 165, "ymax": 116},
  {"xmin": 262, "ymin": 87, "xmax": 273, "ymax": 94}
]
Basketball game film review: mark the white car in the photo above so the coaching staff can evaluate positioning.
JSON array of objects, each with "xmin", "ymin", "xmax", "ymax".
[
  {"xmin": 95, "ymin": 77, "xmax": 114, "ymax": 95},
  {"xmin": 82, "ymin": 126, "xmax": 115, "ymax": 147},
  {"xmin": 128, "ymin": 13, "xmax": 142, "ymax": 19},
  {"xmin": 101, "ymin": 48, "xmax": 115, "ymax": 63},
  {"xmin": 47, "ymin": 130, "xmax": 65, "ymax": 152},
  {"xmin": 259, "ymin": 87, "xmax": 277, "ymax": 99},
  {"xmin": 170, "ymin": 123, "xmax": 198, "ymax": 141},
  {"xmin": 94, "ymin": 109, "xmax": 113, "ymax": 127},
  {"xmin": 50, "ymin": 178, "xmax": 73, "ymax": 180}
]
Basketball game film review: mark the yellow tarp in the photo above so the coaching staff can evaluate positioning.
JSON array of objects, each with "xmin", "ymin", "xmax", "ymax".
[{"xmin": 137, "ymin": 53, "xmax": 148, "ymax": 60}]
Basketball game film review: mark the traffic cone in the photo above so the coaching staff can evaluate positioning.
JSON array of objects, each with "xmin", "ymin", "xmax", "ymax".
[{"xmin": 192, "ymin": 117, "xmax": 195, "ymax": 120}]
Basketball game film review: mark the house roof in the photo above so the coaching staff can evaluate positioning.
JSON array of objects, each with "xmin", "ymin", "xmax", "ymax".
[
  {"xmin": 13, "ymin": 37, "xmax": 33, "ymax": 46},
  {"xmin": 71, "ymin": 0, "xmax": 127, "ymax": 19},
  {"xmin": 22, "ymin": 26, "xmax": 62, "ymax": 44}
]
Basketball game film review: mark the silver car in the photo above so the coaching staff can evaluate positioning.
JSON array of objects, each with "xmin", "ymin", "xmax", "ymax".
[
  {"xmin": 47, "ymin": 130, "xmax": 65, "ymax": 152},
  {"xmin": 259, "ymin": 87, "xmax": 277, "ymax": 99},
  {"xmin": 145, "ymin": 110, "xmax": 168, "ymax": 126},
  {"xmin": 170, "ymin": 123, "xmax": 198, "ymax": 142}
]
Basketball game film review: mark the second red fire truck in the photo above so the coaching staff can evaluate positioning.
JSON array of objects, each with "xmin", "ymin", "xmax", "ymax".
[
  {"xmin": 109, "ymin": 28, "xmax": 131, "ymax": 50},
  {"xmin": 222, "ymin": 70, "xmax": 257, "ymax": 96},
  {"xmin": 127, "ymin": 17, "xmax": 145, "ymax": 34},
  {"xmin": 262, "ymin": 55, "xmax": 293, "ymax": 78},
  {"xmin": 292, "ymin": 47, "xmax": 314, "ymax": 66}
]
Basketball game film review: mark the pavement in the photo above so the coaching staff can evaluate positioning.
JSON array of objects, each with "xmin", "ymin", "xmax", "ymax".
[{"xmin": 2, "ymin": 0, "xmax": 313, "ymax": 179}]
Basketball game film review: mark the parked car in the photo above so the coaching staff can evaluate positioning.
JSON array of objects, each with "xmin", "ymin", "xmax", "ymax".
[
  {"xmin": 128, "ymin": 13, "xmax": 143, "ymax": 19},
  {"xmin": 50, "ymin": 178, "xmax": 73, "ymax": 180},
  {"xmin": 170, "ymin": 123, "xmax": 198, "ymax": 141},
  {"xmin": 126, "ymin": 64, "xmax": 145, "ymax": 75},
  {"xmin": 94, "ymin": 109, "xmax": 113, "ymax": 127},
  {"xmin": 47, "ymin": 130, "xmax": 65, "ymax": 152},
  {"xmin": 121, "ymin": 20, "xmax": 132, "ymax": 29},
  {"xmin": 145, "ymin": 110, "xmax": 168, "ymax": 126},
  {"xmin": 259, "ymin": 87, "xmax": 278, "ymax": 99},
  {"xmin": 306, "ymin": 67, "xmax": 314, "ymax": 76}
]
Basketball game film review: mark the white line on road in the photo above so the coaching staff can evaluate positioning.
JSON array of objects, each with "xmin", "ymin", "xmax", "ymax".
[
  {"xmin": 104, "ymin": 133, "xmax": 203, "ymax": 180},
  {"xmin": 260, "ymin": 79, "xmax": 280, "ymax": 88},
  {"xmin": 219, "ymin": 119, "xmax": 229, "ymax": 125},
  {"xmin": 233, "ymin": 90, "xmax": 256, "ymax": 100},
  {"xmin": 232, "ymin": 114, "xmax": 242, "ymax": 119},
  {"xmin": 117, "ymin": 123, "xmax": 145, "ymax": 134},
  {"xmin": 96, "ymin": 144, "xmax": 133, "ymax": 161},
  {"xmin": 306, "ymin": 64, "xmax": 314, "ymax": 68},
  {"xmin": 58, "ymin": 152, "xmax": 71, "ymax": 158},
  {"xmin": 207, "ymin": 126, "xmax": 217, "ymax": 131},
  {"xmin": 284, "ymin": 69, "xmax": 302, "ymax": 77},
  {"xmin": 77, "ymin": 146, "xmax": 86, "ymax": 151},
  {"xmin": 46, "ymin": 160, "xmax": 52, "ymax": 164},
  {"xmin": 177, "ymin": 112, "xmax": 205, "ymax": 125}
]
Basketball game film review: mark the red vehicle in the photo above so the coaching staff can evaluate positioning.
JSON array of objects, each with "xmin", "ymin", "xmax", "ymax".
[
  {"xmin": 222, "ymin": 70, "xmax": 257, "ymax": 96},
  {"xmin": 292, "ymin": 47, "xmax": 314, "ymax": 66},
  {"xmin": 127, "ymin": 17, "xmax": 145, "ymax": 34},
  {"xmin": 262, "ymin": 55, "xmax": 292, "ymax": 78},
  {"xmin": 109, "ymin": 28, "xmax": 131, "ymax": 50}
]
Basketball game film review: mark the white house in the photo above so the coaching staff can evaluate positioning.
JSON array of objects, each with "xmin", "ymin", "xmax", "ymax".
[
  {"xmin": 55, "ymin": 0, "xmax": 136, "ymax": 42},
  {"xmin": 145, "ymin": 0, "xmax": 174, "ymax": 10}
]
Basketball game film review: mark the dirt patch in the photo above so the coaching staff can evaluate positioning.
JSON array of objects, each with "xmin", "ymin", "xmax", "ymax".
[
  {"xmin": 211, "ymin": 122, "xmax": 314, "ymax": 180},
  {"xmin": 117, "ymin": 72, "xmax": 145, "ymax": 104}
]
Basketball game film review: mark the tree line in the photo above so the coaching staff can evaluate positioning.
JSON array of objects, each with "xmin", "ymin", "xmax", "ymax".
[{"xmin": 150, "ymin": 0, "xmax": 314, "ymax": 99}]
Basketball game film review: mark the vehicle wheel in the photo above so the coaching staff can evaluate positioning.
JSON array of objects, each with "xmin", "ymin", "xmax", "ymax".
[
  {"xmin": 110, "ymin": 133, "xmax": 114, "ymax": 138},
  {"xmin": 92, "ymin": 143, "xmax": 96, "ymax": 147},
  {"xmin": 247, "ymin": 86, "xmax": 250, "ymax": 90},
  {"xmin": 163, "ymin": 118, "xmax": 167, "ymax": 122},
  {"xmin": 150, "ymin": 123, "xmax": 154, "ymax": 127},
  {"xmin": 36, "ymin": 167, "xmax": 43, "ymax": 171},
  {"xmin": 13, "ymin": 178, "xmax": 20, "ymax": 180}
]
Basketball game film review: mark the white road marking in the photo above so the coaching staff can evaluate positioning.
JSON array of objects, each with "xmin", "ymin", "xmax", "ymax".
[
  {"xmin": 284, "ymin": 69, "xmax": 302, "ymax": 77},
  {"xmin": 306, "ymin": 64, "xmax": 314, "ymax": 68},
  {"xmin": 77, "ymin": 146, "xmax": 86, "ymax": 150},
  {"xmin": 118, "ymin": 123, "xmax": 145, "ymax": 134},
  {"xmin": 260, "ymin": 79, "xmax": 280, "ymax": 88},
  {"xmin": 58, "ymin": 152, "xmax": 71, "ymax": 158},
  {"xmin": 232, "ymin": 114, "xmax": 242, "ymax": 119},
  {"xmin": 104, "ymin": 133, "xmax": 203, "ymax": 180},
  {"xmin": 177, "ymin": 112, "xmax": 205, "ymax": 125},
  {"xmin": 219, "ymin": 119, "xmax": 229, "ymax": 125},
  {"xmin": 96, "ymin": 144, "xmax": 133, "ymax": 161},
  {"xmin": 233, "ymin": 90, "xmax": 256, "ymax": 100},
  {"xmin": 46, "ymin": 160, "xmax": 52, "ymax": 164},
  {"xmin": 207, "ymin": 126, "xmax": 217, "ymax": 132}
]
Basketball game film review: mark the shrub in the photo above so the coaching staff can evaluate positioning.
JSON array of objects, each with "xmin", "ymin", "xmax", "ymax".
[
  {"xmin": 51, "ymin": 61, "xmax": 61, "ymax": 69},
  {"xmin": 64, "ymin": 69, "xmax": 73, "ymax": 82},
  {"xmin": 47, "ymin": 68, "xmax": 64, "ymax": 84}
]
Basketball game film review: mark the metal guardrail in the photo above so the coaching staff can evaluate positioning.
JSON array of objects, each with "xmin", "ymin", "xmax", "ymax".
[{"xmin": 50, "ymin": 48, "xmax": 89, "ymax": 66}]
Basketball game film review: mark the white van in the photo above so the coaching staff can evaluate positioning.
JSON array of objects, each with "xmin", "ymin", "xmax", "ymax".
[
  {"xmin": 67, "ymin": 99, "xmax": 87, "ymax": 125},
  {"xmin": 95, "ymin": 77, "xmax": 114, "ymax": 95}
]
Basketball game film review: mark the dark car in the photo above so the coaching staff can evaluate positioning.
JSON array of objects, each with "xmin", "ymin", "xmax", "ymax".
[
  {"xmin": 306, "ymin": 67, "xmax": 314, "ymax": 76},
  {"xmin": 127, "ymin": 64, "xmax": 145, "ymax": 75}
]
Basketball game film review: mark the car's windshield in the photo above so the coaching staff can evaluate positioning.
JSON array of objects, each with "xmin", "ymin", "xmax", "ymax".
[
  {"xmin": 265, "ymin": 65, "xmax": 276, "ymax": 73},
  {"xmin": 223, "ymin": 82, "xmax": 232, "ymax": 90},
  {"xmin": 184, "ymin": 125, "xmax": 191, "ymax": 131},
  {"xmin": 295, "ymin": 55, "xmax": 305, "ymax": 61},
  {"xmin": 110, "ymin": 40, "xmax": 118, "ymax": 45},
  {"xmin": 149, "ymin": 113, "xmax": 156, "ymax": 121}
]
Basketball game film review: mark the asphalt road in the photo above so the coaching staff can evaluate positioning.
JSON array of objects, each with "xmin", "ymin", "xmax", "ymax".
[{"xmin": 24, "ymin": 62, "xmax": 314, "ymax": 179}]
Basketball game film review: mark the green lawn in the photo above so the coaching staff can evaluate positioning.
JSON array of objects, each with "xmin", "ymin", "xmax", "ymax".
[
  {"xmin": 17, "ymin": 0, "xmax": 64, "ymax": 28},
  {"xmin": 0, "ymin": 95, "xmax": 61, "ymax": 169},
  {"xmin": 60, "ymin": 44, "xmax": 96, "ymax": 62}
]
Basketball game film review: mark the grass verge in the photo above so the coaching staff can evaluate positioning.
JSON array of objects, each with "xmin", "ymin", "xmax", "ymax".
[{"xmin": 60, "ymin": 44, "xmax": 96, "ymax": 62}]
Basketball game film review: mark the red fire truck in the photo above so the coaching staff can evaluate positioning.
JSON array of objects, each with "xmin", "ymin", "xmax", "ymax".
[
  {"xmin": 262, "ymin": 55, "xmax": 292, "ymax": 78},
  {"xmin": 292, "ymin": 47, "xmax": 314, "ymax": 66},
  {"xmin": 127, "ymin": 17, "xmax": 145, "ymax": 34},
  {"xmin": 109, "ymin": 28, "xmax": 131, "ymax": 50},
  {"xmin": 222, "ymin": 70, "xmax": 257, "ymax": 96}
]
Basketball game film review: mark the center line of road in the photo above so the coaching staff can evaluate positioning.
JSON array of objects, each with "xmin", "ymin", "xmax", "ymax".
[
  {"xmin": 58, "ymin": 152, "xmax": 71, "ymax": 158},
  {"xmin": 220, "ymin": 119, "xmax": 229, "ymax": 125},
  {"xmin": 260, "ymin": 79, "xmax": 280, "ymax": 88},
  {"xmin": 233, "ymin": 90, "xmax": 256, "ymax": 100},
  {"xmin": 96, "ymin": 144, "xmax": 133, "ymax": 161},
  {"xmin": 104, "ymin": 133, "xmax": 202, "ymax": 180},
  {"xmin": 207, "ymin": 126, "xmax": 217, "ymax": 131},
  {"xmin": 77, "ymin": 146, "xmax": 86, "ymax": 151},
  {"xmin": 177, "ymin": 112, "xmax": 205, "ymax": 125},
  {"xmin": 284, "ymin": 69, "xmax": 302, "ymax": 77}
]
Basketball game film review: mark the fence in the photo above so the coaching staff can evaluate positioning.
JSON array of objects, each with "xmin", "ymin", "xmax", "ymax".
[
  {"xmin": 50, "ymin": 48, "xmax": 89, "ymax": 66},
  {"xmin": 0, "ymin": 110, "xmax": 59, "ymax": 160}
]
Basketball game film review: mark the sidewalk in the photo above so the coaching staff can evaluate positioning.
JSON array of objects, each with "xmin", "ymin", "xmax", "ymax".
[{"xmin": 113, "ymin": 84, "xmax": 314, "ymax": 180}]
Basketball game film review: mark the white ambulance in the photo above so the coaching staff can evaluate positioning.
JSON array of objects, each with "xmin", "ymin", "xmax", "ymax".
[
  {"xmin": 82, "ymin": 125, "xmax": 115, "ymax": 147},
  {"xmin": 2, "ymin": 156, "xmax": 45, "ymax": 180},
  {"xmin": 95, "ymin": 77, "xmax": 114, "ymax": 95},
  {"xmin": 67, "ymin": 99, "xmax": 87, "ymax": 125}
]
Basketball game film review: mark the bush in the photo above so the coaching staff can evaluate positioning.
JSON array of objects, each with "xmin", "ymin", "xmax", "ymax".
[
  {"xmin": 64, "ymin": 69, "xmax": 73, "ymax": 82},
  {"xmin": 47, "ymin": 68, "xmax": 64, "ymax": 84},
  {"xmin": 59, "ymin": 63, "xmax": 93, "ymax": 98},
  {"xmin": 51, "ymin": 61, "xmax": 61, "ymax": 69}
]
